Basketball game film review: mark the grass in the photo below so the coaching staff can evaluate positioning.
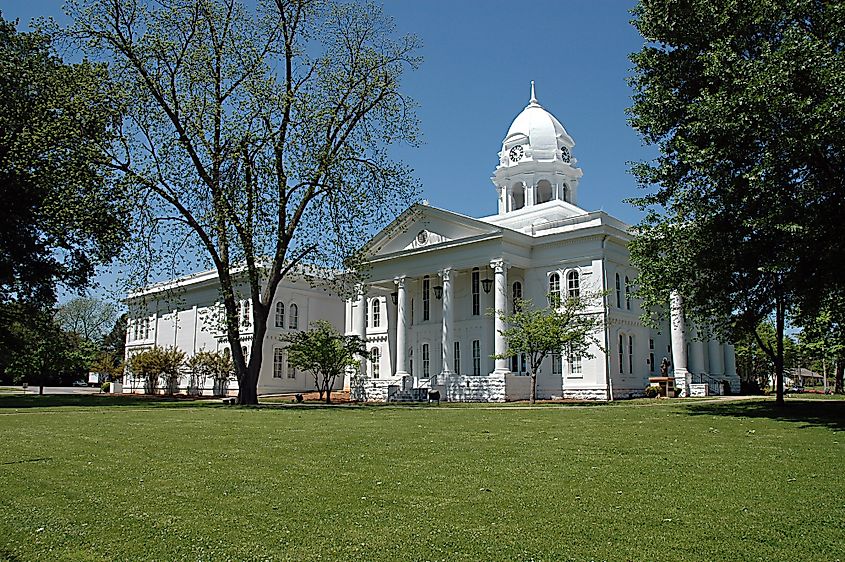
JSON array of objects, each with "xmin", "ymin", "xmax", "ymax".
[{"xmin": 0, "ymin": 395, "xmax": 842, "ymax": 561}]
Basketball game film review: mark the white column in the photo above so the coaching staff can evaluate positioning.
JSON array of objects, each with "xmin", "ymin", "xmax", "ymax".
[
  {"xmin": 708, "ymin": 338, "xmax": 725, "ymax": 377},
  {"xmin": 669, "ymin": 290, "xmax": 690, "ymax": 396},
  {"xmin": 440, "ymin": 268, "xmax": 454, "ymax": 380},
  {"xmin": 689, "ymin": 325, "xmax": 706, "ymax": 376},
  {"xmin": 344, "ymin": 299, "xmax": 353, "ymax": 334},
  {"xmin": 355, "ymin": 286, "xmax": 368, "ymax": 377},
  {"xmin": 723, "ymin": 343, "xmax": 737, "ymax": 394},
  {"xmin": 394, "ymin": 277, "xmax": 409, "ymax": 377},
  {"xmin": 491, "ymin": 259, "xmax": 509, "ymax": 374}
]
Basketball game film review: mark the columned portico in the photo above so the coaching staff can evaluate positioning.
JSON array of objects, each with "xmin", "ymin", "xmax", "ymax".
[
  {"xmin": 491, "ymin": 258, "xmax": 510, "ymax": 374},
  {"xmin": 669, "ymin": 290, "xmax": 690, "ymax": 396},
  {"xmin": 394, "ymin": 276, "xmax": 410, "ymax": 378},
  {"xmin": 439, "ymin": 268, "xmax": 454, "ymax": 381}
]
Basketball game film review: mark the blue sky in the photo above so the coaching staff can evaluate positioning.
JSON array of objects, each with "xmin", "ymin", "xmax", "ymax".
[{"xmin": 2, "ymin": 1, "xmax": 654, "ymax": 299}]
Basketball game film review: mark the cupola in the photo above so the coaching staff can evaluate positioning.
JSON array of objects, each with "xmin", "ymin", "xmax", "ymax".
[{"xmin": 492, "ymin": 82, "xmax": 583, "ymax": 214}]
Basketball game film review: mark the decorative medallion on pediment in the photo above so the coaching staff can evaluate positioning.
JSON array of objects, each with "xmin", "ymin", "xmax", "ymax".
[{"xmin": 405, "ymin": 229, "xmax": 451, "ymax": 250}]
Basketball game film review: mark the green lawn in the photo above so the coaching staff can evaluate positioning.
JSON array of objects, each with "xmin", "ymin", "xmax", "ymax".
[{"xmin": 0, "ymin": 396, "xmax": 842, "ymax": 561}]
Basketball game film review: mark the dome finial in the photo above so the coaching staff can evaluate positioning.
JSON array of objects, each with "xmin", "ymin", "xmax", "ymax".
[{"xmin": 530, "ymin": 80, "xmax": 538, "ymax": 104}]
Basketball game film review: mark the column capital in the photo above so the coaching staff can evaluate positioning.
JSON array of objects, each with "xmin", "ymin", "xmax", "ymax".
[
  {"xmin": 393, "ymin": 276, "xmax": 407, "ymax": 289},
  {"xmin": 438, "ymin": 267, "xmax": 452, "ymax": 281},
  {"xmin": 489, "ymin": 258, "xmax": 509, "ymax": 273},
  {"xmin": 355, "ymin": 282, "xmax": 368, "ymax": 298}
]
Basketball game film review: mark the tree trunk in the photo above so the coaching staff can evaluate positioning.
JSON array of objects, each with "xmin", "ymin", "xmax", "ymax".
[
  {"xmin": 835, "ymin": 360, "xmax": 844, "ymax": 395},
  {"xmin": 774, "ymin": 293, "xmax": 785, "ymax": 407},
  {"xmin": 529, "ymin": 370, "xmax": 537, "ymax": 404},
  {"xmin": 237, "ymin": 307, "xmax": 267, "ymax": 405}
]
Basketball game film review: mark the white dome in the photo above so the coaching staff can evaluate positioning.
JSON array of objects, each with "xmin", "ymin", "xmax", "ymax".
[{"xmin": 503, "ymin": 84, "xmax": 574, "ymax": 161}]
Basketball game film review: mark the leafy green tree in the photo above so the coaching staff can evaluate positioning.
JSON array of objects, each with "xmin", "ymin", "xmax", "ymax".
[
  {"xmin": 100, "ymin": 313, "xmax": 128, "ymax": 362},
  {"xmin": 90, "ymin": 351, "xmax": 124, "ymax": 382},
  {"xmin": 735, "ymin": 321, "xmax": 799, "ymax": 393},
  {"xmin": 0, "ymin": 15, "xmax": 127, "ymax": 307},
  {"xmin": 127, "ymin": 346, "xmax": 186, "ymax": 394},
  {"xmin": 2, "ymin": 306, "xmax": 95, "ymax": 392},
  {"xmin": 627, "ymin": 0, "xmax": 845, "ymax": 406},
  {"xmin": 186, "ymin": 349, "xmax": 234, "ymax": 396},
  {"xmin": 66, "ymin": 0, "xmax": 420, "ymax": 404},
  {"xmin": 796, "ymin": 294, "xmax": 845, "ymax": 394},
  {"xmin": 284, "ymin": 320, "xmax": 367, "ymax": 404},
  {"xmin": 56, "ymin": 297, "xmax": 118, "ymax": 342},
  {"xmin": 493, "ymin": 297, "xmax": 603, "ymax": 404}
]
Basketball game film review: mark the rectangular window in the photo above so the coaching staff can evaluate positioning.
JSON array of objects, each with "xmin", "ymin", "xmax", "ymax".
[
  {"xmin": 273, "ymin": 348, "xmax": 284, "ymax": 378},
  {"xmin": 472, "ymin": 340, "xmax": 480, "ymax": 375},
  {"xmin": 422, "ymin": 344, "xmax": 430, "ymax": 377},
  {"xmin": 615, "ymin": 273, "xmax": 621, "ymax": 308},
  {"xmin": 454, "ymin": 341, "xmax": 460, "ymax": 374},
  {"xmin": 618, "ymin": 334, "xmax": 624, "ymax": 374},
  {"xmin": 241, "ymin": 300, "xmax": 250, "ymax": 327},
  {"xmin": 472, "ymin": 269, "xmax": 480, "ymax": 316},
  {"xmin": 649, "ymin": 339, "xmax": 655, "ymax": 373},
  {"xmin": 552, "ymin": 352, "xmax": 562, "ymax": 375},
  {"xmin": 423, "ymin": 277, "xmax": 430, "ymax": 321},
  {"xmin": 287, "ymin": 353, "xmax": 296, "ymax": 379},
  {"xmin": 628, "ymin": 335, "xmax": 634, "ymax": 374},
  {"xmin": 570, "ymin": 356, "xmax": 582, "ymax": 375}
]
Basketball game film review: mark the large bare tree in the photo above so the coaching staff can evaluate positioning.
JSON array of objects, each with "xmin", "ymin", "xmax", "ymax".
[{"xmin": 66, "ymin": 0, "xmax": 420, "ymax": 403}]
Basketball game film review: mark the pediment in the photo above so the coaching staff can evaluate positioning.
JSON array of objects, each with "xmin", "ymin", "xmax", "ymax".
[{"xmin": 366, "ymin": 204, "xmax": 502, "ymax": 258}]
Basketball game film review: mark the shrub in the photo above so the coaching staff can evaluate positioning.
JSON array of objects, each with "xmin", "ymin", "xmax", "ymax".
[
  {"xmin": 101, "ymin": 381, "xmax": 111, "ymax": 393},
  {"xmin": 644, "ymin": 385, "xmax": 661, "ymax": 398}
]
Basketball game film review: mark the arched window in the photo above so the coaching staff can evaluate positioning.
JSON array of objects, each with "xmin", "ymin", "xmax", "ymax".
[
  {"xmin": 548, "ymin": 272, "xmax": 561, "ymax": 306},
  {"xmin": 242, "ymin": 345, "xmax": 249, "ymax": 362},
  {"xmin": 567, "ymin": 270, "xmax": 580, "ymax": 298},
  {"xmin": 625, "ymin": 276, "xmax": 631, "ymax": 310},
  {"xmin": 628, "ymin": 335, "xmax": 634, "ymax": 374},
  {"xmin": 512, "ymin": 281, "xmax": 523, "ymax": 312},
  {"xmin": 615, "ymin": 273, "xmax": 621, "ymax": 308},
  {"xmin": 512, "ymin": 182, "xmax": 525, "ymax": 210},
  {"xmin": 370, "ymin": 348, "xmax": 380, "ymax": 378},
  {"xmin": 275, "ymin": 302, "xmax": 285, "ymax": 328},
  {"xmin": 372, "ymin": 299, "xmax": 380, "ymax": 328},
  {"xmin": 536, "ymin": 179, "xmax": 552, "ymax": 204},
  {"xmin": 288, "ymin": 303, "xmax": 298, "ymax": 329}
]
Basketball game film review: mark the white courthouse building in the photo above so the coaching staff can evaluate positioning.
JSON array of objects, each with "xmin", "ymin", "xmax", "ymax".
[
  {"xmin": 345, "ymin": 85, "xmax": 740, "ymax": 401},
  {"xmin": 123, "ymin": 268, "xmax": 345, "ymax": 396},
  {"xmin": 124, "ymin": 85, "xmax": 740, "ymax": 401}
]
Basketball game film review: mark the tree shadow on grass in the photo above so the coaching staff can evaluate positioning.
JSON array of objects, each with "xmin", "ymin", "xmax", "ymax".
[
  {"xmin": 682, "ymin": 398, "xmax": 845, "ymax": 431},
  {"xmin": 0, "ymin": 393, "xmax": 221, "ymax": 409}
]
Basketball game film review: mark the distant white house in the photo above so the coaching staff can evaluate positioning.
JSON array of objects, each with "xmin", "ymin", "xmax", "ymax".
[{"xmin": 123, "ymin": 268, "xmax": 345, "ymax": 396}]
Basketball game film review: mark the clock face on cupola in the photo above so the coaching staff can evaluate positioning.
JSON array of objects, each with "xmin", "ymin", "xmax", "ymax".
[{"xmin": 492, "ymin": 81, "xmax": 584, "ymax": 215}]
